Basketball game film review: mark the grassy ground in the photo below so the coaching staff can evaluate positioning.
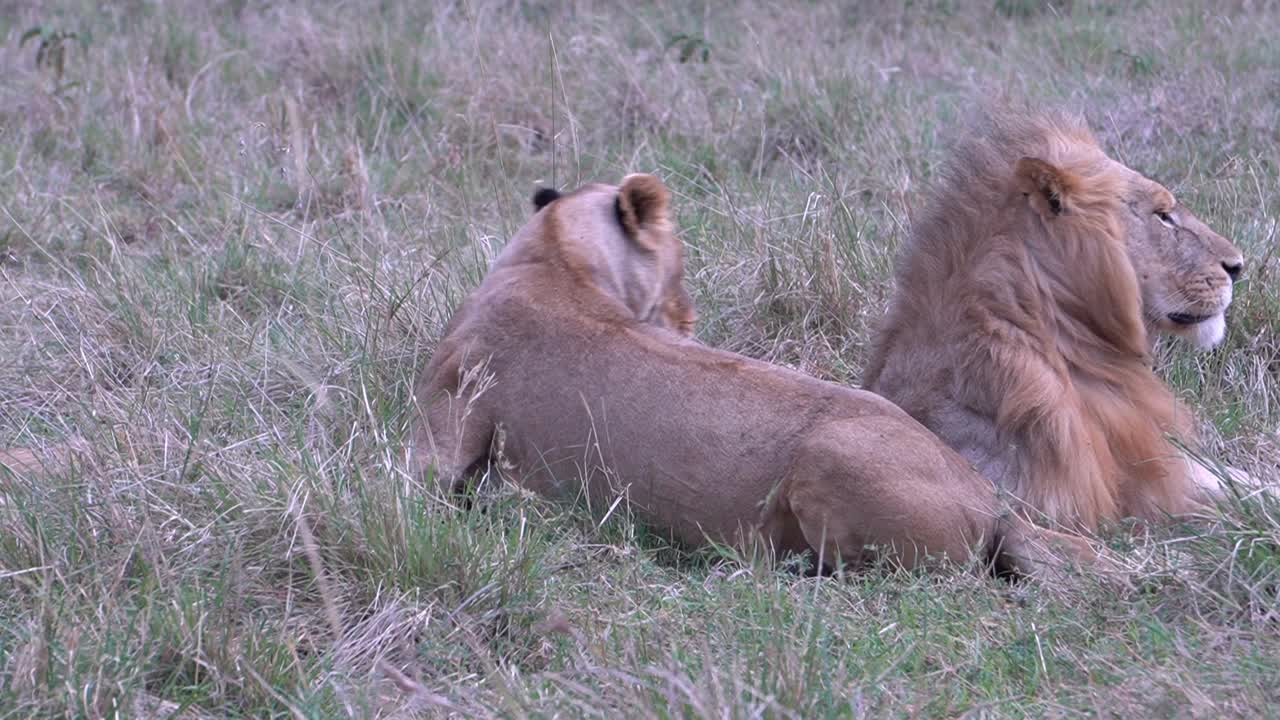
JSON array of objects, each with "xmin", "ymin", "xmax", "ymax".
[{"xmin": 1, "ymin": 1, "xmax": 1278, "ymax": 717}]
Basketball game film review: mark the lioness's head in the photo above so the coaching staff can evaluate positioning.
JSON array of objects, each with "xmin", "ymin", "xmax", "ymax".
[
  {"xmin": 1012, "ymin": 130, "xmax": 1243, "ymax": 351},
  {"xmin": 524, "ymin": 174, "xmax": 695, "ymax": 336},
  {"xmin": 1116, "ymin": 171, "xmax": 1243, "ymax": 349}
]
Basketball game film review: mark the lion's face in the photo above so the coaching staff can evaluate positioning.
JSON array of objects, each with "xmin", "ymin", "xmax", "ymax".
[{"xmin": 1118, "ymin": 172, "xmax": 1244, "ymax": 350}]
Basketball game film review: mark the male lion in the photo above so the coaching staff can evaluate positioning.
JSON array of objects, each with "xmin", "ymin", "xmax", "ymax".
[
  {"xmin": 411, "ymin": 173, "xmax": 1096, "ymax": 577},
  {"xmin": 864, "ymin": 110, "xmax": 1247, "ymax": 531}
]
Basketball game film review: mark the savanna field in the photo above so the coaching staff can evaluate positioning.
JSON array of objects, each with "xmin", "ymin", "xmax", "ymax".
[{"xmin": 1, "ymin": 1, "xmax": 1279, "ymax": 717}]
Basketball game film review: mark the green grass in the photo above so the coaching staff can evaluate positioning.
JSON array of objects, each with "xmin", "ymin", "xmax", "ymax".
[{"xmin": 1, "ymin": 1, "xmax": 1278, "ymax": 716}]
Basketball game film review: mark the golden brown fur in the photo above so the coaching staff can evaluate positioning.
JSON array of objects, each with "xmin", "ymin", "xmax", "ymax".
[
  {"xmin": 864, "ymin": 110, "xmax": 1245, "ymax": 530},
  {"xmin": 411, "ymin": 174, "xmax": 1097, "ymax": 578}
]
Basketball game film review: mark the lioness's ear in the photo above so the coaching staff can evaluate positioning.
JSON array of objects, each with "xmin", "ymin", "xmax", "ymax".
[
  {"xmin": 532, "ymin": 187, "xmax": 561, "ymax": 211},
  {"xmin": 1015, "ymin": 157, "xmax": 1078, "ymax": 218},
  {"xmin": 616, "ymin": 173, "xmax": 671, "ymax": 248}
]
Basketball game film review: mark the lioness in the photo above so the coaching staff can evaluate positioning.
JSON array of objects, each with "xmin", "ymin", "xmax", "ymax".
[
  {"xmin": 411, "ymin": 173, "xmax": 1095, "ymax": 577},
  {"xmin": 864, "ymin": 110, "xmax": 1248, "ymax": 530}
]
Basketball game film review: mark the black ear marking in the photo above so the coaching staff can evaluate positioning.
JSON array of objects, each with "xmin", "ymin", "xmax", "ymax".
[{"xmin": 532, "ymin": 187, "xmax": 561, "ymax": 211}]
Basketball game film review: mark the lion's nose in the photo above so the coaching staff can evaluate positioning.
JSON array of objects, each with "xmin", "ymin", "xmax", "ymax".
[{"xmin": 1223, "ymin": 260, "xmax": 1243, "ymax": 281}]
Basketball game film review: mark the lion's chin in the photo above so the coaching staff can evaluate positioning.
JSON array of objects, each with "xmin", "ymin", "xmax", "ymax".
[{"xmin": 1170, "ymin": 312, "xmax": 1227, "ymax": 350}]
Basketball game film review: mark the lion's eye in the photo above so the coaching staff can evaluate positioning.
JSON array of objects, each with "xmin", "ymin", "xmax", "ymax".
[{"xmin": 1155, "ymin": 210, "xmax": 1176, "ymax": 227}]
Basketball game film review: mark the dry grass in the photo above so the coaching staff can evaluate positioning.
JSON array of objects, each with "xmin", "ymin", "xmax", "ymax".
[{"xmin": 0, "ymin": 1, "xmax": 1278, "ymax": 717}]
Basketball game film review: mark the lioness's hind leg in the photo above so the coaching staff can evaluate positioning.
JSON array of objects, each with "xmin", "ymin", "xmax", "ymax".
[
  {"xmin": 757, "ymin": 483, "xmax": 824, "ymax": 573},
  {"xmin": 781, "ymin": 418, "xmax": 983, "ymax": 573},
  {"xmin": 992, "ymin": 516, "xmax": 1103, "ymax": 582}
]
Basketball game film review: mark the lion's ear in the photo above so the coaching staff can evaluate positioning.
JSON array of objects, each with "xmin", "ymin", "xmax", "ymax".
[
  {"xmin": 616, "ymin": 173, "xmax": 671, "ymax": 249},
  {"xmin": 1015, "ymin": 157, "xmax": 1078, "ymax": 218}
]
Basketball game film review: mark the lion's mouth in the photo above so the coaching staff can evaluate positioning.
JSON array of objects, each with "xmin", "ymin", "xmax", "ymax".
[{"xmin": 1167, "ymin": 312, "xmax": 1215, "ymax": 326}]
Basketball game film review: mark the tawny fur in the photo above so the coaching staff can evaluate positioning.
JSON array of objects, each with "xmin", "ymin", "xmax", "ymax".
[
  {"xmin": 411, "ymin": 174, "xmax": 1098, "ymax": 578},
  {"xmin": 864, "ymin": 110, "xmax": 1245, "ymax": 530}
]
